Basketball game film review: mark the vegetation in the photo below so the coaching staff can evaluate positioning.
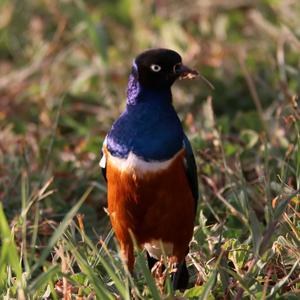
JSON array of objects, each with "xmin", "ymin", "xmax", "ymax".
[{"xmin": 0, "ymin": 0, "xmax": 299, "ymax": 299}]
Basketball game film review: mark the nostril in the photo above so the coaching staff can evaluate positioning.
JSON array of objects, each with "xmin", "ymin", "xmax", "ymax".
[{"xmin": 173, "ymin": 63, "xmax": 182, "ymax": 74}]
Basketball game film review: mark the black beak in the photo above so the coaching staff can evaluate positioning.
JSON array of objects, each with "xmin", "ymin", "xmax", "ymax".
[{"xmin": 174, "ymin": 64, "xmax": 199, "ymax": 80}]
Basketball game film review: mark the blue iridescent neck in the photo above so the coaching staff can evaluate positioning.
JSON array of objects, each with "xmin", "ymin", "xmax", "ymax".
[
  {"xmin": 126, "ymin": 72, "xmax": 172, "ymax": 106},
  {"xmin": 107, "ymin": 67, "xmax": 183, "ymax": 161}
]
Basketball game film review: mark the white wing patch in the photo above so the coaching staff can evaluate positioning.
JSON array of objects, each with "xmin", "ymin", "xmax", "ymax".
[
  {"xmin": 99, "ymin": 136, "xmax": 107, "ymax": 168},
  {"xmin": 99, "ymin": 154, "xmax": 106, "ymax": 168}
]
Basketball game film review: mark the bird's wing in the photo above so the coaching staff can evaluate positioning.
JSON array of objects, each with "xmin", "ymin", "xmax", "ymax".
[
  {"xmin": 183, "ymin": 134, "xmax": 199, "ymax": 210},
  {"xmin": 99, "ymin": 136, "xmax": 107, "ymax": 181}
]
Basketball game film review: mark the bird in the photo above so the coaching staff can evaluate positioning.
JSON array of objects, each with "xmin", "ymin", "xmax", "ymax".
[{"xmin": 100, "ymin": 48, "xmax": 199, "ymax": 290}]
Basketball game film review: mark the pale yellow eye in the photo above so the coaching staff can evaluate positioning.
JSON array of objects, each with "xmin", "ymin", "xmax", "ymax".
[{"xmin": 150, "ymin": 64, "xmax": 161, "ymax": 72}]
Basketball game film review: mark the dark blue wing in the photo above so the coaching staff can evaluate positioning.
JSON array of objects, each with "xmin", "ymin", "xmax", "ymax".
[
  {"xmin": 183, "ymin": 134, "xmax": 199, "ymax": 211},
  {"xmin": 100, "ymin": 137, "xmax": 107, "ymax": 182}
]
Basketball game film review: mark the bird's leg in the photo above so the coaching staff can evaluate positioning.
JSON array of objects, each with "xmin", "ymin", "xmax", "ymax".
[
  {"xmin": 169, "ymin": 246, "xmax": 191, "ymax": 290},
  {"xmin": 147, "ymin": 251, "xmax": 159, "ymax": 270},
  {"xmin": 171, "ymin": 260, "xmax": 189, "ymax": 290}
]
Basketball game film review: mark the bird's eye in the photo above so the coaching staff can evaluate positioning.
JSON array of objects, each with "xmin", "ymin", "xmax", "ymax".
[
  {"xmin": 173, "ymin": 63, "xmax": 182, "ymax": 74},
  {"xmin": 150, "ymin": 64, "xmax": 161, "ymax": 72}
]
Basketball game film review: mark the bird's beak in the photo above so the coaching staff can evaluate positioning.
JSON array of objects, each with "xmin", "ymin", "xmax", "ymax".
[
  {"xmin": 176, "ymin": 64, "xmax": 199, "ymax": 80},
  {"xmin": 176, "ymin": 64, "xmax": 215, "ymax": 90}
]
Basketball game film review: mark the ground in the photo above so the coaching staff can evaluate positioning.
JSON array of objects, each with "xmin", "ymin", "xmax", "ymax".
[{"xmin": 0, "ymin": 0, "xmax": 299, "ymax": 299}]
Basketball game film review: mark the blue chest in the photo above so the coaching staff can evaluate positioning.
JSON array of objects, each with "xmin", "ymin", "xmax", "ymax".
[{"xmin": 107, "ymin": 93, "xmax": 183, "ymax": 161}]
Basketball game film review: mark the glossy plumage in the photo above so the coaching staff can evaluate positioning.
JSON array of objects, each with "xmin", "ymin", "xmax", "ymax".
[{"xmin": 100, "ymin": 48, "xmax": 198, "ymax": 290}]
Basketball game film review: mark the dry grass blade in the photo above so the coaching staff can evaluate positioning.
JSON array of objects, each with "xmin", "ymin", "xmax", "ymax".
[{"xmin": 202, "ymin": 175, "xmax": 248, "ymax": 224}]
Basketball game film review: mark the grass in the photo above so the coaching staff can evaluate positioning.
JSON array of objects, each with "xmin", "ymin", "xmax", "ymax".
[{"xmin": 1, "ymin": 0, "xmax": 300, "ymax": 299}]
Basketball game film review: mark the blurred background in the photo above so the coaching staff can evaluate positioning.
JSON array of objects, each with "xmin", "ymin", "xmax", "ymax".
[{"xmin": 1, "ymin": 0, "xmax": 299, "ymax": 241}]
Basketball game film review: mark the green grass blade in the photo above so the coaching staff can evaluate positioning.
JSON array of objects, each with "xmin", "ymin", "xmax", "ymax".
[
  {"xmin": 159, "ymin": 240, "xmax": 173, "ymax": 296},
  {"xmin": 248, "ymin": 207, "xmax": 262, "ymax": 256},
  {"xmin": 259, "ymin": 191, "xmax": 299, "ymax": 256},
  {"xmin": 198, "ymin": 251, "xmax": 224, "ymax": 300},
  {"xmin": 28, "ymin": 265, "xmax": 60, "ymax": 294},
  {"xmin": 21, "ymin": 171, "xmax": 30, "ymax": 274},
  {"xmin": 93, "ymin": 228, "xmax": 114, "ymax": 267},
  {"xmin": 32, "ymin": 186, "xmax": 93, "ymax": 272},
  {"xmin": 0, "ymin": 203, "xmax": 24, "ymax": 291},
  {"xmin": 75, "ymin": 225, "xmax": 129, "ymax": 299},
  {"xmin": 66, "ymin": 240, "xmax": 114, "ymax": 300},
  {"xmin": 136, "ymin": 249, "xmax": 161, "ymax": 300},
  {"xmin": 96, "ymin": 253, "xmax": 130, "ymax": 300},
  {"xmin": 220, "ymin": 266, "xmax": 257, "ymax": 298}
]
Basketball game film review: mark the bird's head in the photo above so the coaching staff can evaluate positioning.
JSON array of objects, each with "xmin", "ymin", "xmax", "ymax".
[{"xmin": 132, "ymin": 48, "xmax": 199, "ymax": 89}]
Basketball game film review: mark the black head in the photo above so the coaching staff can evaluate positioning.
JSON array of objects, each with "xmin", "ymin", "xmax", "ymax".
[{"xmin": 133, "ymin": 48, "xmax": 198, "ymax": 89}]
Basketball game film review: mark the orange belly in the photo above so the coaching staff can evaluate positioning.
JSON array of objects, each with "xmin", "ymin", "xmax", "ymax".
[{"xmin": 104, "ymin": 147, "xmax": 195, "ymax": 271}]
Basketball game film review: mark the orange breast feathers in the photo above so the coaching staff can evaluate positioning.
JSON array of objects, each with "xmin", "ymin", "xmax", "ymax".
[{"xmin": 103, "ymin": 146, "xmax": 195, "ymax": 271}]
